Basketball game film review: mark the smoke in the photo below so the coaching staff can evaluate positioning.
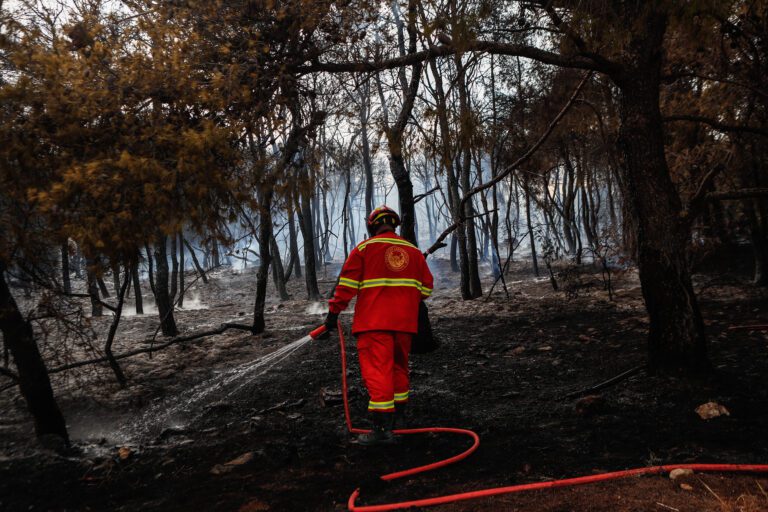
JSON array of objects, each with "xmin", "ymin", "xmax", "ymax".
[{"xmin": 305, "ymin": 302, "xmax": 327, "ymax": 316}]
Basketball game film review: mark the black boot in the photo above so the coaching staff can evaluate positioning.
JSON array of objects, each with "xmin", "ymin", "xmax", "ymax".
[
  {"xmin": 394, "ymin": 402, "xmax": 407, "ymax": 430},
  {"xmin": 357, "ymin": 413, "xmax": 396, "ymax": 446}
]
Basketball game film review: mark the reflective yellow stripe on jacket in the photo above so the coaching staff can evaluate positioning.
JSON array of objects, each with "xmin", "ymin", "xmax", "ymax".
[
  {"xmin": 359, "ymin": 277, "xmax": 430, "ymax": 296},
  {"xmin": 357, "ymin": 237, "xmax": 417, "ymax": 252},
  {"xmin": 338, "ymin": 277, "xmax": 360, "ymax": 289}
]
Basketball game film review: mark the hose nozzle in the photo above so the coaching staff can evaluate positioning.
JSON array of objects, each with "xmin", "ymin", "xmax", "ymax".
[{"xmin": 309, "ymin": 324, "xmax": 327, "ymax": 340}]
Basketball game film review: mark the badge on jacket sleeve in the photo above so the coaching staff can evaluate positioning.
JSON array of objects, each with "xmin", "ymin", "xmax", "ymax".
[{"xmin": 385, "ymin": 246, "xmax": 409, "ymax": 272}]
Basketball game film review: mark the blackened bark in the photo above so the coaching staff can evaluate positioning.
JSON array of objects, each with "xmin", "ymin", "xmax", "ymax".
[
  {"xmin": 0, "ymin": 265, "xmax": 68, "ymax": 445},
  {"xmin": 271, "ymin": 236, "xmax": 290, "ymax": 300},
  {"xmin": 60, "ymin": 243, "xmax": 71, "ymax": 294},
  {"xmin": 110, "ymin": 262, "xmax": 120, "ymax": 297},
  {"xmin": 450, "ymin": 235, "xmax": 459, "ymax": 272},
  {"xmin": 745, "ymin": 199, "xmax": 768, "ymax": 286},
  {"xmin": 153, "ymin": 235, "xmax": 178, "ymax": 337},
  {"xmin": 85, "ymin": 259, "xmax": 102, "ymax": 317},
  {"xmin": 253, "ymin": 190, "xmax": 274, "ymax": 334},
  {"xmin": 145, "ymin": 244, "xmax": 156, "ymax": 296},
  {"xmin": 360, "ymin": 95, "xmax": 375, "ymax": 215},
  {"xmin": 524, "ymin": 182, "xmax": 540, "ymax": 277},
  {"xmin": 105, "ymin": 269, "xmax": 129, "ymax": 386},
  {"xmin": 178, "ymin": 233, "xmax": 185, "ymax": 308},
  {"xmin": 287, "ymin": 206, "xmax": 302, "ymax": 279},
  {"xmin": 97, "ymin": 276, "xmax": 110, "ymax": 298},
  {"xmin": 455, "ymin": 54, "xmax": 482, "ymax": 298},
  {"xmin": 613, "ymin": 15, "xmax": 708, "ymax": 372},
  {"xmin": 298, "ymin": 190, "xmax": 321, "ymax": 300},
  {"xmin": 182, "ymin": 238, "xmax": 208, "ymax": 284},
  {"xmin": 131, "ymin": 257, "xmax": 143, "ymax": 315},
  {"xmin": 170, "ymin": 234, "xmax": 178, "ymax": 303}
]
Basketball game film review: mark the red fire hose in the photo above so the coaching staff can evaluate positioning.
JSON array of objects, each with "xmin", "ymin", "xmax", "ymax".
[{"xmin": 309, "ymin": 324, "xmax": 768, "ymax": 511}]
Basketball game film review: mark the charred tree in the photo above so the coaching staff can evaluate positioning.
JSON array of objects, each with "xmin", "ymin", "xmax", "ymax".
[
  {"xmin": 153, "ymin": 234, "xmax": 178, "ymax": 337},
  {"xmin": 0, "ymin": 264, "xmax": 69, "ymax": 445},
  {"xmin": 182, "ymin": 238, "xmax": 208, "ymax": 284},
  {"xmin": 60, "ymin": 242, "xmax": 71, "ymax": 295},
  {"xmin": 131, "ymin": 256, "xmax": 143, "ymax": 315},
  {"xmin": 612, "ymin": 11, "xmax": 708, "ymax": 373}
]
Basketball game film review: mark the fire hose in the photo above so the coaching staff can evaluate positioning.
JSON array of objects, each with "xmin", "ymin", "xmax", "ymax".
[{"xmin": 308, "ymin": 324, "xmax": 768, "ymax": 511}]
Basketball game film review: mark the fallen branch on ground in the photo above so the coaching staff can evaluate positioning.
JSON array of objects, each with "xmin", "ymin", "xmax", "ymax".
[
  {"xmin": 562, "ymin": 364, "xmax": 647, "ymax": 400},
  {"xmin": 255, "ymin": 398, "xmax": 305, "ymax": 415},
  {"xmin": 47, "ymin": 322, "xmax": 255, "ymax": 375}
]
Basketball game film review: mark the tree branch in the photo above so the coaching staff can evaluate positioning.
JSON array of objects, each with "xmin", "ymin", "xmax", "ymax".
[
  {"xmin": 414, "ymin": 186, "xmax": 440, "ymax": 203},
  {"xmin": 665, "ymin": 115, "xmax": 768, "ymax": 137},
  {"xmin": 423, "ymin": 71, "xmax": 593, "ymax": 257},
  {"xmin": 46, "ymin": 323, "xmax": 255, "ymax": 375},
  {"xmin": 298, "ymin": 40, "xmax": 607, "ymax": 74},
  {"xmin": 706, "ymin": 188, "xmax": 768, "ymax": 201}
]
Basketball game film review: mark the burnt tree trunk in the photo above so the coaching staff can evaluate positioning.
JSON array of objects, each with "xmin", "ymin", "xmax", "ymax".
[
  {"xmin": 131, "ymin": 257, "xmax": 143, "ymax": 315},
  {"xmin": 85, "ymin": 259, "xmax": 102, "ymax": 317},
  {"xmin": 253, "ymin": 189, "xmax": 274, "ymax": 334},
  {"xmin": 145, "ymin": 244, "xmax": 156, "ymax": 297},
  {"xmin": 178, "ymin": 233, "xmax": 185, "ymax": 308},
  {"xmin": 298, "ymin": 189, "xmax": 321, "ymax": 300},
  {"xmin": 744, "ymin": 198, "xmax": 768, "ymax": 285},
  {"xmin": 0, "ymin": 265, "xmax": 69, "ymax": 445},
  {"xmin": 287, "ymin": 205, "xmax": 302, "ymax": 279},
  {"xmin": 105, "ymin": 268, "xmax": 129, "ymax": 386},
  {"xmin": 270, "ymin": 236, "xmax": 290, "ymax": 300},
  {"xmin": 613, "ymin": 15, "xmax": 708, "ymax": 372},
  {"xmin": 169, "ymin": 234, "xmax": 178, "ymax": 303},
  {"xmin": 153, "ymin": 234, "xmax": 178, "ymax": 337},
  {"xmin": 524, "ymin": 180, "xmax": 540, "ymax": 277},
  {"xmin": 182, "ymin": 238, "xmax": 208, "ymax": 284},
  {"xmin": 60, "ymin": 242, "xmax": 71, "ymax": 294}
]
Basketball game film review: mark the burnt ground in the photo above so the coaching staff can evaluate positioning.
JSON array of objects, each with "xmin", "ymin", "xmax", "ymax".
[{"xmin": 1, "ymin": 251, "xmax": 768, "ymax": 512}]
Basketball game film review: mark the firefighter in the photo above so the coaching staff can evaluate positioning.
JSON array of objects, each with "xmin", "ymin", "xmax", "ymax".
[{"xmin": 324, "ymin": 206, "xmax": 434, "ymax": 445}]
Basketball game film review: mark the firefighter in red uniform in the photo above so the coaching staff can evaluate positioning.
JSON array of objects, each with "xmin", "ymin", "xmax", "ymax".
[{"xmin": 324, "ymin": 206, "xmax": 434, "ymax": 445}]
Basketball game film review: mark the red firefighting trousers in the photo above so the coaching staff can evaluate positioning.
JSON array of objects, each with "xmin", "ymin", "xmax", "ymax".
[{"xmin": 357, "ymin": 331, "xmax": 411, "ymax": 413}]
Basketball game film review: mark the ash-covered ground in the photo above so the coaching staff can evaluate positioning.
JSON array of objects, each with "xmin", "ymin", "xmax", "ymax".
[{"xmin": 1, "ymin": 253, "xmax": 768, "ymax": 511}]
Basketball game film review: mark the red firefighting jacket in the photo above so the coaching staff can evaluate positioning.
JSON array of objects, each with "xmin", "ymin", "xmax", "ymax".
[{"xmin": 328, "ymin": 232, "xmax": 434, "ymax": 334}]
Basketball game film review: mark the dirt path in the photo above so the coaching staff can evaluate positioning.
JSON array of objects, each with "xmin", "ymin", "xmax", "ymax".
[{"xmin": 1, "ymin": 260, "xmax": 768, "ymax": 511}]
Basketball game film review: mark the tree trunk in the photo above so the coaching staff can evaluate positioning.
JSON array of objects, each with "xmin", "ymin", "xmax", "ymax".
[
  {"xmin": 614, "ymin": 41, "xmax": 708, "ymax": 372},
  {"xmin": 178, "ymin": 233, "xmax": 185, "ymax": 307},
  {"xmin": 287, "ymin": 205, "xmax": 302, "ymax": 279},
  {"xmin": 60, "ymin": 242, "xmax": 71, "ymax": 295},
  {"xmin": 182, "ymin": 238, "xmax": 208, "ymax": 284},
  {"xmin": 85, "ymin": 259, "xmax": 102, "ymax": 317},
  {"xmin": 455, "ymin": 53, "xmax": 483, "ymax": 298},
  {"xmin": 131, "ymin": 257, "xmax": 143, "ymax": 315},
  {"xmin": 745, "ymin": 198, "xmax": 768, "ymax": 286},
  {"xmin": 253, "ymin": 190, "xmax": 274, "ymax": 334},
  {"xmin": 360, "ymin": 94, "xmax": 375, "ymax": 215},
  {"xmin": 145, "ymin": 244, "xmax": 156, "ymax": 297},
  {"xmin": 97, "ymin": 276, "xmax": 110, "ymax": 298},
  {"xmin": 0, "ymin": 265, "xmax": 69, "ymax": 445},
  {"xmin": 298, "ymin": 190, "xmax": 321, "ymax": 300},
  {"xmin": 270, "ymin": 236, "xmax": 290, "ymax": 300},
  {"xmin": 524, "ymin": 182, "xmax": 540, "ymax": 277},
  {"xmin": 153, "ymin": 234, "xmax": 178, "ymax": 337},
  {"xmin": 105, "ymin": 268, "xmax": 129, "ymax": 386},
  {"xmin": 170, "ymin": 234, "xmax": 178, "ymax": 303},
  {"xmin": 111, "ymin": 262, "xmax": 120, "ymax": 297},
  {"xmin": 450, "ymin": 235, "xmax": 459, "ymax": 272}
]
